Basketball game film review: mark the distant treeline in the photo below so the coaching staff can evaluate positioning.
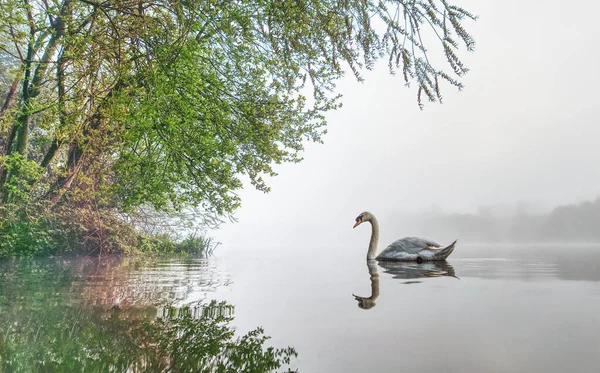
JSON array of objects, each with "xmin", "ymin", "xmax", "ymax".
[{"xmin": 400, "ymin": 197, "xmax": 600, "ymax": 243}]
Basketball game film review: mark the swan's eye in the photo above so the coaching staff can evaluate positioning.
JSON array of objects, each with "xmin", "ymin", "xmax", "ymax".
[{"xmin": 356, "ymin": 214, "xmax": 363, "ymax": 221}]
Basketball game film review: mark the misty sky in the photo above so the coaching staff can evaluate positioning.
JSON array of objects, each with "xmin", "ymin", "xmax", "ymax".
[{"xmin": 214, "ymin": 0, "xmax": 600, "ymax": 248}]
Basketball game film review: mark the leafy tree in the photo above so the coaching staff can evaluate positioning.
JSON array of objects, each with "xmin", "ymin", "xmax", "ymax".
[{"xmin": 0, "ymin": 0, "xmax": 476, "ymax": 252}]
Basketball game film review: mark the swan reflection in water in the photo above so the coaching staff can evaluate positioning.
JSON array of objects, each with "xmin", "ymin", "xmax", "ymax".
[
  {"xmin": 379, "ymin": 260, "xmax": 459, "ymax": 284},
  {"xmin": 353, "ymin": 260, "xmax": 458, "ymax": 310},
  {"xmin": 353, "ymin": 260, "xmax": 380, "ymax": 310}
]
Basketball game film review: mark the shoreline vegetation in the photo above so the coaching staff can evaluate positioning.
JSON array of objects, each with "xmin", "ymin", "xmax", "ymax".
[
  {"xmin": 0, "ymin": 205, "xmax": 221, "ymax": 259},
  {"xmin": 0, "ymin": 1, "xmax": 476, "ymax": 258},
  {"xmin": 0, "ymin": 202, "xmax": 220, "ymax": 259}
]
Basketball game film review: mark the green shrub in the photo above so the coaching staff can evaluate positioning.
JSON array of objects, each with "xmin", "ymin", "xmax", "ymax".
[
  {"xmin": 0, "ymin": 204, "xmax": 217, "ymax": 259},
  {"xmin": 0, "ymin": 204, "xmax": 73, "ymax": 258}
]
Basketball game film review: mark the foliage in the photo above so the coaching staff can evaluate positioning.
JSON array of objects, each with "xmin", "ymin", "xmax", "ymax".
[
  {"xmin": 137, "ymin": 234, "xmax": 220, "ymax": 256},
  {"xmin": 0, "ymin": 153, "xmax": 42, "ymax": 202},
  {"xmin": 0, "ymin": 203, "xmax": 72, "ymax": 258},
  {"xmin": 0, "ymin": 202, "xmax": 217, "ymax": 258},
  {"xmin": 0, "ymin": 259, "xmax": 296, "ymax": 372},
  {"xmin": 0, "ymin": 0, "xmax": 476, "ymax": 255}
]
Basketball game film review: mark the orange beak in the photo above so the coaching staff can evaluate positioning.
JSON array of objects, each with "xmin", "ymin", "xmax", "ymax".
[{"xmin": 353, "ymin": 220, "xmax": 362, "ymax": 228}]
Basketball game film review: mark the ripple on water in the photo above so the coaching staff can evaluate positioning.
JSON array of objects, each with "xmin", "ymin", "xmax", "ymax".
[
  {"xmin": 452, "ymin": 258, "xmax": 559, "ymax": 280},
  {"xmin": 72, "ymin": 256, "xmax": 231, "ymax": 307}
]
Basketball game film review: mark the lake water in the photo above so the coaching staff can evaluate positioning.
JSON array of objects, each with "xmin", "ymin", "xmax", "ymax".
[{"xmin": 1, "ymin": 243, "xmax": 600, "ymax": 372}]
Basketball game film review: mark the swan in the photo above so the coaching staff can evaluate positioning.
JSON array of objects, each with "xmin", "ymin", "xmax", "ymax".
[{"xmin": 353, "ymin": 211, "xmax": 457, "ymax": 261}]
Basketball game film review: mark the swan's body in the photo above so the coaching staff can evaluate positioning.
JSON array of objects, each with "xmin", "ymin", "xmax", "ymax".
[{"xmin": 353, "ymin": 211, "xmax": 457, "ymax": 261}]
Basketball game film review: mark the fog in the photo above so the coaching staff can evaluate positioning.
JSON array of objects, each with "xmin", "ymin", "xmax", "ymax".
[{"xmin": 214, "ymin": 0, "xmax": 600, "ymax": 250}]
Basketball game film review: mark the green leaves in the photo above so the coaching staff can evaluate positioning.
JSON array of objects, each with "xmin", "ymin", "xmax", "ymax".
[
  {"xmin": 0, "ymin": 153, "xmax": 42, "ymax": 203},
  {"xmin": 114, "ymin": 31, "xmax": 332, "ymax": 214},
  {"xmin": 1, "ymin": 0, "xmax": 476, "ymax": 234},
  {"xmin": 0, "ymin": 202, "xmax": 66, "ymax": 258}
]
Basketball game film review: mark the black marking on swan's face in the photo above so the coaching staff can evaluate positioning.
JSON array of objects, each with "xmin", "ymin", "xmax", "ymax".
[{"xmin": 353, "ymin": 212, "xmax": 368, "ymax": 228}]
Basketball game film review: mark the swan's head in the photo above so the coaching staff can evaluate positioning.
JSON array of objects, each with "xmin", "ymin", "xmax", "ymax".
[
  {"xmin": 353, "ymin": 211, "xmax": 373, "ymax": 228},
  {"xmin": 353, "ymin": 294, "xmax": 377, "ymax": 310}
]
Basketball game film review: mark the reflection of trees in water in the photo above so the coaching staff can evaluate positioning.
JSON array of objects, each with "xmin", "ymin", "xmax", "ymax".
[
  {"xmin": 67, "ymin": 255, "xmax": 232, "ymax": 308},
  {"xmin": 157, "ymin": 302, "xmax": 235, "ymax": 319},
  {"xmin": 0, "ymin": 258, "xmax": 296, "ymax": 372},
  {"xmin": 551, "ymin": 248, "xmax": 600, "ymax": 282},
  {"xmin": 86, "ymin": 302, "xmax": 236, "ymax": 321}
]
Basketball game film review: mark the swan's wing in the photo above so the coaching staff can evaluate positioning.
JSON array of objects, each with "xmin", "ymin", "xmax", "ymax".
[{"xmin": 384, "ymin": 237, "xmax": 442, "ymax": 254}]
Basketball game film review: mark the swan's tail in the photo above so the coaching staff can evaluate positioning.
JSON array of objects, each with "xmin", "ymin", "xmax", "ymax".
[{"xmin": 434, "ymin": 239, "xmax": 457, "ymax": 260}]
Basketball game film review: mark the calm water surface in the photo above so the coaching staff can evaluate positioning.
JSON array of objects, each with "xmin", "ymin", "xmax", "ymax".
[{"xmin": 1, "ymin": 243, "xmax": 600, "ymax": 372}]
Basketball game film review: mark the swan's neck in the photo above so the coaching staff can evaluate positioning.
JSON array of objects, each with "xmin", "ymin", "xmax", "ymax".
[
  {"xmin": 367, "ymin": 260, "xmax": 380, "ymax": 299},
  {"xmin": 367, "ymin": 217, "xmax": 380, "ymax": 260}
]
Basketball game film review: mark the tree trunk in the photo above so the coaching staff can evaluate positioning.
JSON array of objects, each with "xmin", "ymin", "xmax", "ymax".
[
  {"xmin": 50, "ymin": 141, "xmax": 83, "ymax": 204},
  {"xmin": 46, "ymin": 115, "xmax": 90, "ymax": 206},
  {"xmin": 0, "ymin": 68, "xmax": 23, "ymax": 118},
  {"xmin": 1, "ymin": 0, "xmax": 72, "ymax": 201},
  {"xmin": 0, "ymin": 126, "xmax": 17, "ymax": 201},
  {"xmin": 0, "ymin": 41, "xmax": 33, "ymax": 201},
  {"xmin": 39, "ymin": 48, "xmax": 67, "ymax": 171},
  {"xmin": 40, "ymin": 140, "xmax": 62, "ymax": 169}
]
